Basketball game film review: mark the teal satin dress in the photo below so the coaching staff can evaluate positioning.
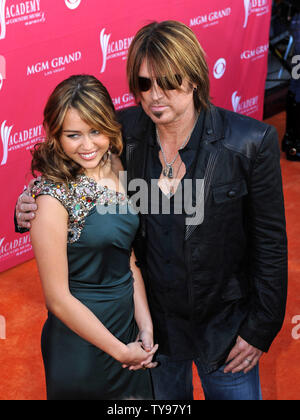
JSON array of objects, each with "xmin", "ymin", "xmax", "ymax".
[{"xmin": 32, "ymin": 175, "xmax": 153, "ymax": 400}]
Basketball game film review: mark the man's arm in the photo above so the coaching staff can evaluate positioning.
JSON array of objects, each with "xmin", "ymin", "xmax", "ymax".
[
  {"xmin": 224, "ymin": 125, "xmax": 287, "ymax": 374},
  {"xmin": 239, "ymin": 125, "xmax": 288, "ymax": 350}
]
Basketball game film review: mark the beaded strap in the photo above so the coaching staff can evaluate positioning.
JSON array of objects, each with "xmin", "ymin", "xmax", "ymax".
[{"xmin": 31, "ymin": 175, "xmax": 130, "ymax": 243}]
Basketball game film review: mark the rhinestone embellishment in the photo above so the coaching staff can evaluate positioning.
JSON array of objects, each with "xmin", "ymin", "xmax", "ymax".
[{"xmin": 31, "ymin": 175, "xmax": 131, "ymax": 243}]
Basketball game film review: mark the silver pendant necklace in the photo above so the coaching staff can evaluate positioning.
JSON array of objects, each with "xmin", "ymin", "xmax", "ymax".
[
  {"xmin": 162, "ymin": 159, "xmax": 184, "ymax": 198},
  {"xmin": 156, "ymin": 118, "xmax": 198, "ymax": 179}
]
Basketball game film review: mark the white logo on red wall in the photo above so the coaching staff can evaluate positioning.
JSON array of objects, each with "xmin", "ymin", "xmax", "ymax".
[
  {"xmin": 0, "ymin": 234, "xmax": 32, "ymax": 262},
  {"xmin": 27, "ymin": 51, "xmax": 82, "ymax": 77},
  {"xmin": 232, "ymin": 91, "xmax": 259, "ymax": 116},
  {"xmin": 100, "ymin": 28, "xmax": 134, "ymax": 73},
  {"xmin": 0, "ymin": 0, "xmax": 45, "ymax": 41},
  {"xmin": 0, "ymin": 0, "xmax": 5, "ymax": 40},
  {"xmin": 1, "ymin": 120, "xmax": 43, "ymax": 166},
  {"xmin": 190, "ymin": 7, "xmax": 231, "ymax": 28},
  {"xmin": 232, "ymin": 91, "xmax": 242, "ymax": 113},
  {"xmin": 241, "ymin": 43, "xmax": 269, "ymax": 61},
  {"xmin": 243, "ymin": 0, "xmax": 269, "ymax": 29},
  {"xmin": 213, "ymin": 58, "xmax": 227, "ymax": 79},
  {"xmin": 100, "ymin": 28, "xmax": 111, "ymax": 73},
  {"xmin": 65, "ymin": 0, "xmax": 81, "ymax": 9},
  {"xmin": 0, "ymin": 55, "xmax": 6, "ymax": 91},
  {"xmin": 1, "ymin": 120, "xmax": 13, "ymax": 165},
  {"xmin": 112, "ymin": 92, "xmax": 135, "ymax": 110}
]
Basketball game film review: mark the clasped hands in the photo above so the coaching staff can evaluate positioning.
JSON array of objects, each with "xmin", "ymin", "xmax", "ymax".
[{"xmin": 122, "ymin": 330, "xmax": 159, "ymax": 371}]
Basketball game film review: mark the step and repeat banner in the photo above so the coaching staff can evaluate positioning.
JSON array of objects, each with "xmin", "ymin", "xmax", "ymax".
[{"xmin": 0, "ymin": 0, "xmax": 272, "ymax": 273}]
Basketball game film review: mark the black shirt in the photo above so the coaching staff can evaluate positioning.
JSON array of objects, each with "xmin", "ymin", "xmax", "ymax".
[{"xmin": 144, "ymin": 111, "xmax": 205, "ymax": 360}]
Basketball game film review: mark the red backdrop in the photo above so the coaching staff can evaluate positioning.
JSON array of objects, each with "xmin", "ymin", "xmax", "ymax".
[{"xmin": 0, "ymin": 0, "xmax": 272, "ymax": 273}]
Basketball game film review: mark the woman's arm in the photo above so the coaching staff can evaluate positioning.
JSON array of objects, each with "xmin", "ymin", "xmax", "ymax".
[
  {"xmin": 122, "ymin": 250, "xmax": 158, "ymax": 370},
  {"xmin": 30, "ymin": 195, "xmax": 155, "ymax": 367},
  {"xmin": 131, "ymin": 250, "xmax": 154, "ymax": 349},
  {"xmin": 111, "ymin": 153, "xmax": 154, "ymax": 339}
]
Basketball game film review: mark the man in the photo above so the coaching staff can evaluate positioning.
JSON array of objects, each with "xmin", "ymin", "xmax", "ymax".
[{"xmin": 16, "ymin": 21, "xmax": 288, "ymax": 400}]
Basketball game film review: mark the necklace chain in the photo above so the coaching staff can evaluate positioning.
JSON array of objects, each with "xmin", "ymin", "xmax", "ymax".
[
  {"xmin": 156, "ymin": 118, "xmax": 198, "ymax": 179},
  {"xmin": 162, "ymin": 159, "xmax": 184, "ymax": 198}
]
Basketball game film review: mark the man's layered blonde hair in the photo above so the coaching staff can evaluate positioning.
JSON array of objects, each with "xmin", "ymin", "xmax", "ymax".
[{"xmin": 127, "ymin": 20, "xmax": 210, "ymax": 111}]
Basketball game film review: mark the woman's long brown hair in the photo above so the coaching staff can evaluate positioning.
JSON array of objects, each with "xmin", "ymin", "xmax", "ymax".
[{"xmin": 31, "ymin": 75, "xmax": 123, "ymax": 184}]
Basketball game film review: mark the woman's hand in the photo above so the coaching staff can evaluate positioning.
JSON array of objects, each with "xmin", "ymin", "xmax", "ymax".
[
  {"xmin": 137, "ymin": 329, "xmax": 154, "ymax": 352},
  {"xmin": 121, "ymin": 341, "xmax": 159, "ymax": 371}
]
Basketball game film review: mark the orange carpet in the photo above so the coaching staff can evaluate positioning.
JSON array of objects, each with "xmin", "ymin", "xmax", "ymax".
[{"xmin": 0, "ymin": 111, "xmax": 299, "ymax": 400}]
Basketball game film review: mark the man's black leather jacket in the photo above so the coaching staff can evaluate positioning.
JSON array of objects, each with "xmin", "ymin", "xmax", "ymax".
[{"xmin": 118, "ymin": 104, "xmax": 288, "ymax": 373}]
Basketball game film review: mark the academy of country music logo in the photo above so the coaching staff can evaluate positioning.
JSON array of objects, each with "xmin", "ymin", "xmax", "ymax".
[
  {"xmin": 243, "ymin": 0, "xmax": 269, "ymax": 29},
  {"xmin": 0, "ymin": 0, "xmax": 45, "ymax": 41},
  {"xmin": 0, "ymin": 120, "xmax": 13, "ymax": 165},
  {"xmin": 190, "ymin": 6, "xmax": 231, "ymax": 28},
  {"xmin": 232, "ymin": 91, "xmax": 259, "ymax": 116},
  {"xmin": 0, "ymin": 234, "xmax": 32, "ymax": 260},
  {"xmin": 65, "ymin": 0, "xmax": 81, "ymax": 10},
  {"xmin": 100, "ymin": 28, "xmax": 134, "ymax": 73},
  {"xmin": 0, "ymin": 120, "xmax": 43, "ymax": 166}
]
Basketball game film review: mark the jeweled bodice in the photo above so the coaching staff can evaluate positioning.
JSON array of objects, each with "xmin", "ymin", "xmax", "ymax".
[{"xmin": 31, "ymin": 175, "xmax": 133, "ymax": 243}]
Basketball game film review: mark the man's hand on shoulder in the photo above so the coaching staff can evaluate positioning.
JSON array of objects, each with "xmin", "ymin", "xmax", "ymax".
[{"xmin": 16, "ymin": 179, "xmax": 38, "ymax": 229}]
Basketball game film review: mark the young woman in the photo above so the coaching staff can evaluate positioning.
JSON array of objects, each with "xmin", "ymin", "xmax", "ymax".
[{"xmin": 30, "ymin": 75, "xmax": 157, "ymax": 400}]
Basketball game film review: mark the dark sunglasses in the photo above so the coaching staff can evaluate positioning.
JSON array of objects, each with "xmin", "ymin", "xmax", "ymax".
[{"xmin": 137, "ymin": 74, "xmax": 182, "ymax": 92}]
